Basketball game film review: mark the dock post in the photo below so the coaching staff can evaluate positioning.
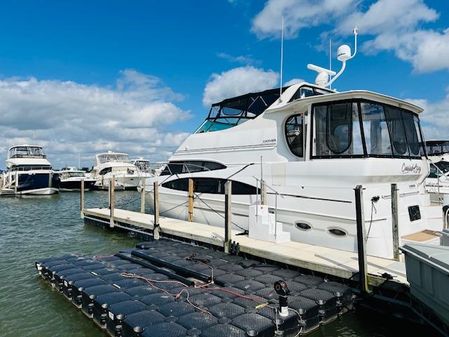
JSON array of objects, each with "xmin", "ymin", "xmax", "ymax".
[
  {"xmin": 354, "ymin": 185, "xmax": 369, "ymax": 294},
  {"xmin": 14, "ymin": 171, "xmax": 18, "ymax": 194},
  {"xmin": 391, "ymin": 183, "xmax": 400, "ymax": 261},
  {"xmin": 153, "ymin": 182, "xmax": 160, "ymax": 240},
  {"xmin": 109, "ymin": 176, "xmax": 115, "ymax": 228},
  {"xmin": 188, "ymin": 178, "xmax": 194, "ymax": 222},
  {"xmin": 140, "ymin": 181, "xmax": 146, "ymax": 213},
  {"xmin": 80, "ymin": 178, "xmax": 85, "ymax": 218},
  {"xmin": 260, "ymin": 179, "xmax": 267, "ymax": 205},
  {"xmin": 224, "ymin": 180, "xmax": 232, "ymax": 254}
]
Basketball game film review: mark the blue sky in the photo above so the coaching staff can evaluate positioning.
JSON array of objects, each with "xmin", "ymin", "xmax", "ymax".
[{"xmin": 0, "ymin": 0, "xmax": 448, "ymax": 168}]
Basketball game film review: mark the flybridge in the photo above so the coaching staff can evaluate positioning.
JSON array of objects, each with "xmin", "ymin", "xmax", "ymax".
[{"xmin": 195, "ymin": 84, "xmax": 333, "ymax": 134}]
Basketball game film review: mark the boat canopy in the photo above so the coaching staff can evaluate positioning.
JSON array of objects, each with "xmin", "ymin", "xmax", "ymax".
[
  {"xmin": 96, "ymin": 153, "xmax": 130, "ymax": 164},
  {"xmin": 426, "ymin": 140, "xmax": 449, "ymax": 156},
  {"xmin": 195, "ymin": 84, "xmax": 331, "ymax": 134},
  {"xmin": 8, "ymin": 145, "xmax": 46, "ymax": 159}
]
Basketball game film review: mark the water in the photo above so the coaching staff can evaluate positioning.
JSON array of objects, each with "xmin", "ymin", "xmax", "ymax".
[{"xmin": 0, "ymin": 192, "xmax": 439, "ymax": 337}]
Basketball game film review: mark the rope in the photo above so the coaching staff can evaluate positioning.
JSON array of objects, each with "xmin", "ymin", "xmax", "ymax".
[{"xmin": 193, "ymin": 193, "xmax": 247, "ymax": 232}]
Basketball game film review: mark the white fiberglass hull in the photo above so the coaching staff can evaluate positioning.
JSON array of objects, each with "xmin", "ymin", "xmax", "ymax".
[
  {"xmin": 19, "ymin": 187, "xmax": 59, "ymax": 195},
  {"xmin": 147, "ymin": 184, "xmax": 443, "ymax": 259}
]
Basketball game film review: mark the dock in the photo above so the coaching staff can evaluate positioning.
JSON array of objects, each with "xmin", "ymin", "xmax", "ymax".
[
  {"xmin": 36, "ymin": 239, "xmax": 353, "ymax": 337},
  {"xmin": 83, "ymin": 207, "xmax": 407, "ymax": 286}
]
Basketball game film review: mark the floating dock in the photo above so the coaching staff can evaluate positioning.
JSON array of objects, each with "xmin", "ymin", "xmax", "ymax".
[
  {"xmin": 36, "ymin": 238, "xmax": 353, "ymax": 337},
  {"xmin": 83, "ymin": 207, "xmax": 407, "ymax": 286}
]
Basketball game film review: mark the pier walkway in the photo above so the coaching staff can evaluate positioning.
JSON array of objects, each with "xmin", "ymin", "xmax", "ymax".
[{"xmin": 83, "ymin": 207, "xmax": 407, "ymax": 286}]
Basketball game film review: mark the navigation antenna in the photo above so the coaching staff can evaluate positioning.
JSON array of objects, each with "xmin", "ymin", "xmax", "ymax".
[
  {"xmin": 307, "ymin": 27, "xmax": 358, "ymax": 88},
  {"xmin": 279, "ymin": 16, "xmax": 284, "ymax": 102}
]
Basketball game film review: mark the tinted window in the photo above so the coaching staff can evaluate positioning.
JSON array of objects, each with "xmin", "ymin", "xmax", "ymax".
[
  {"xmin": 313, "ymin": 102, "xmax": 363, "ymax": 157},
  {"xmin": 162, "ymin": 178, "xmax": 258, "ymax": 195},
  {"xmin": 285, "ymin": 114, "xmax": 304, "ymax": 157},
  {"xmin": 160, "ymin": 161, "xmax": 226, "ymax": 176}
]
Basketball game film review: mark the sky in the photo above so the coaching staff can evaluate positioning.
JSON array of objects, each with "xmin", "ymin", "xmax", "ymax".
[{"xmin": 0, "ymin": 0, "xmax": 448, "ymax": 169}]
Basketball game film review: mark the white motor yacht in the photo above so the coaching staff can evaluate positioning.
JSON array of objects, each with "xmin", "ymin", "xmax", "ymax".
[
  {"xmin": 146, "ymin": 37, "xmax": 445, "ymax": 259},
  {"xmin": 1, "ymin": 145, "xmax": 59, "ymax": 195},
  {"xmin": 91, "ymin": 151, "xmax": 145, "ymax": 190},
  {"xmin": 55, "ymin": 167, "xmax": 97, "ymax": 191}
]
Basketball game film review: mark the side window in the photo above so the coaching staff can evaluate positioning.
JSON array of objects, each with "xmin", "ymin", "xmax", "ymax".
[
  {"xmin": 162, "ymin": 178, "xmax": 259, "ymax": 195},
  {"xmin": 285, "ymin": 114, "xmax": 304, "ymax": 157},
  {"xmin": 160, "ymin": 161, "xmax": 226, "ymax": 176},
  {"xmin": 327, "ymin": 103, "xmax": 352, "ymax": 154},
  {"xmin": 99, "ymin": 167, "xmax": 112, "ymax": 175}
]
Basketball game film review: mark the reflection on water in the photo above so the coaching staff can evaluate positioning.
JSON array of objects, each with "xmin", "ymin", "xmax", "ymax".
[{"xmin": 0, "ymin": 191, "xmax": 440, "ymax": 337}]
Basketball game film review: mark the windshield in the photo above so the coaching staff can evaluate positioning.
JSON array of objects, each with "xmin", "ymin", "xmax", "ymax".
[
  {"xmin": 97, "ymin": 153, "xmax": 129, "ymax": 164},
  {"xmin": 9, "ymin": 146, "xmax": 46, "ymax": 159},
  {"xmin": 195, "ymin": 87, "xmax": 282, "ymax": 133},
  {"xmin": 312, "ymin": 100, "xmax": 425, "ymax": 159}
]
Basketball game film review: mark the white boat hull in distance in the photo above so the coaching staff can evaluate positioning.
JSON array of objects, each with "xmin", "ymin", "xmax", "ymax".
[{"xmin": 19, "ymin": 187, "xmax": 59, "ymax": 195}]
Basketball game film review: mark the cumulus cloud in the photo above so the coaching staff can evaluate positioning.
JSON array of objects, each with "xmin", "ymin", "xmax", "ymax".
[
  {"xmin": 202, "ymin": 66, "xmax": 279, "ymax": 106},
  {"xmin": 252, "ymin": 0, "xmax": 356, "ymax": 39},
  {"xmin": 408, "ymin": 90, "xmax": 449, "ymax": 140},
  {"xmin": 252, "ymin": 0, "xmax": 449, "ymax": 73},
  {"xmin": 217, "ymin": 52, "xmax": 260, "ymax": 66},
  {"xmin": 0, "ymin": 70, "xmax": 190, "ymax": 168}
]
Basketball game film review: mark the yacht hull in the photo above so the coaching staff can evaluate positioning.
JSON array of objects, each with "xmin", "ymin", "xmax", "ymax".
[{"xmin": 148, "ymin": 185, "xmax": 443, "ymax": 259}]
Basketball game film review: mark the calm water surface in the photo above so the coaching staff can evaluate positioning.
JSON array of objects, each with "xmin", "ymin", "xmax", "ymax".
[{"xmin": 0, "ymin": 191, "xmax": 438, "ymax": 337}]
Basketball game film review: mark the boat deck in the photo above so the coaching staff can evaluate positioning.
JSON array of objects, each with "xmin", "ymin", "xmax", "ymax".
[{"xmin": 83, "ymin": 208, "xmax": 407, "ymax": 285}]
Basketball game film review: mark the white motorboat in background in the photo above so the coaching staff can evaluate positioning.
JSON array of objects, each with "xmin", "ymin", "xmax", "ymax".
[
  {"xmin": 55, "ymin": 167, "xmax": 97, "ymax": 191},
  {"xmin": 91, "ymin": 151, "xmax": 145, "ymax": 190},
  {"xmin": 147, "ymin": 34, "xmax": 445, "ymax": 259},
  {"xmin": 425, "ymin": 140, "xmax": 449, "ymax": 163},
  {"xmin": 1, "ymin": 145, "xmax": 58, "ymax": 195}
]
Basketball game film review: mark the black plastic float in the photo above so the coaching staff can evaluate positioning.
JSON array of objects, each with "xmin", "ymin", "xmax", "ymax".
[{"xmin": 36, "ymin": 238, "xmax": 354, "ymax": 336}]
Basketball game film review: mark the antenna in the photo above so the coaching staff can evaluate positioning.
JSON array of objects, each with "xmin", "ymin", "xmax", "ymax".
[
  {"xmin": 329, "ymin": 39, "xmax": 332, "ymax": 89},
  {"xmin": 279, "ymin": 16, "xmax": 284, "ymax": 101},
  {"xmin": 307, "ymin": 27, "xmax": 358, "ymax": 88}
]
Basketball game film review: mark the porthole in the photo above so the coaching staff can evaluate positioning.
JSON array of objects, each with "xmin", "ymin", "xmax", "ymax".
[
  {"xmin": 295, "ymin": 222, "xmax": 311, "ymax": 231},
  {"xmin": 328, "ymin": 228, "xmax": 347, "ymax": 237}
]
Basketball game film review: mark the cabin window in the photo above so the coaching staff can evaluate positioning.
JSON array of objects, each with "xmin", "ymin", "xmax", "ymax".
[
  {"xmin": 360, "ymin": 102, "xmax": 425, "ymax": 158},
  {"xmin": 313, "ymin": 102, "xmax": 363, "ymax": 157},
  {"xmin": 312, "ymin": 100, "xmax": 425, "ymax": 159},
  {"xmin": 160, "ymin": 161, "xmax": 226, "ymax": 176},
  {"xmin": 162, "ymin": 178, "xmax": 259, "ymax": 195},
  {"xmin": 285, "ymin": 114, "xmax": 304, "ymax": 157},
  {"xmin": 99, "ymin": 167, "xmax": 112, "ymax": 175}
]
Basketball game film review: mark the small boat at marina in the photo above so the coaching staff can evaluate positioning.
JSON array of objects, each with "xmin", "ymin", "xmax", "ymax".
[
  {"xmin": 90, "ymin": 151, "xmax": 146, "ymax": 190},
  {"xmin": 131, "ymin": 157, "xmax": 154, "ymax": 177},
  {"xmin": 1, "ymin": 145, "xmax": 58, "ymax": 195},
  {"xmin": 55, "ymin": 167, "xmax": 97, "ymax": 191},
  {"xmin": 424, "ymin": 141, "xmax": 449, "ymax": 204}
]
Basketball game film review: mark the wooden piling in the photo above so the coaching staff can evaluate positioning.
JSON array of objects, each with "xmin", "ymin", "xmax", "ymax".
[
  {"xmin": 391, "ymin": 183, "xmax": 400, "ymax": 261},
  {"xmin": 153, "ymin": 182, "xmax": 160, "ymax": 240},
  {"xmin": 109, "ymin": 176, "xmax": 115, "ymax": 228},
  {"xmin": 140, "ymin": 181, "xmax": 146, "ymax": 213},
  {"xmin": 354, "ymin": 185, "xmax": 369, "ymax": 294},
  {"xmin": 224, "ymin": 180, "xmax": 232, "ymax": 254},
  {"xmin": 14, "ymin": 171, "xmax": 18, "ymax": 194},
  {"xmin": 80, "ymin": 178, "xmax": 85, "ymax": 218},
  {"xmin": 188, "ymin": 178, "xmax": 194, "ymax": 222}
]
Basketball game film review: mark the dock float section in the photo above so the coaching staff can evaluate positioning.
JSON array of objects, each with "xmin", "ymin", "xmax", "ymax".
[{"xmin": 36, "ymin": 239, "xmax": 353, "ymax": 337}]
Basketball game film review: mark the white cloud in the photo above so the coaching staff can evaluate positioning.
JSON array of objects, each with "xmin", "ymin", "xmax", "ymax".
[
  {"xmin": 0, "ymin": 70, "xmax": 190, "ymax": 169},
  {"xmin": 337, "ymin": 0, "xmax": 449, "ymax": 73},
  {"xmin": 202, "ymin": 66, "xmax": 279, "ymax": 106},
  {"xmin": 252, "ymin": 0, "xmax": 449, "ymax": 73},
  {"xmin": 284, "ymin": 78, "xmax": 305, "ymax": 86},
  {"xmin": 252, "ymin": 0, "xmax": 356, "ymax": 39},
  {"xmin": 217, "ymin": 52, "xmax": 259, "ymax": 66},
  {"xmin": 408, "ymin": 91, "xmax": 449, "ymax": 140}
]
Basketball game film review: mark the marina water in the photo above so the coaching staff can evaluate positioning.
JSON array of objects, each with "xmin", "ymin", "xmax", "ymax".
[{"xmin": 0, "ymin": 191, "xmax": 437, "ymax": 337}]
